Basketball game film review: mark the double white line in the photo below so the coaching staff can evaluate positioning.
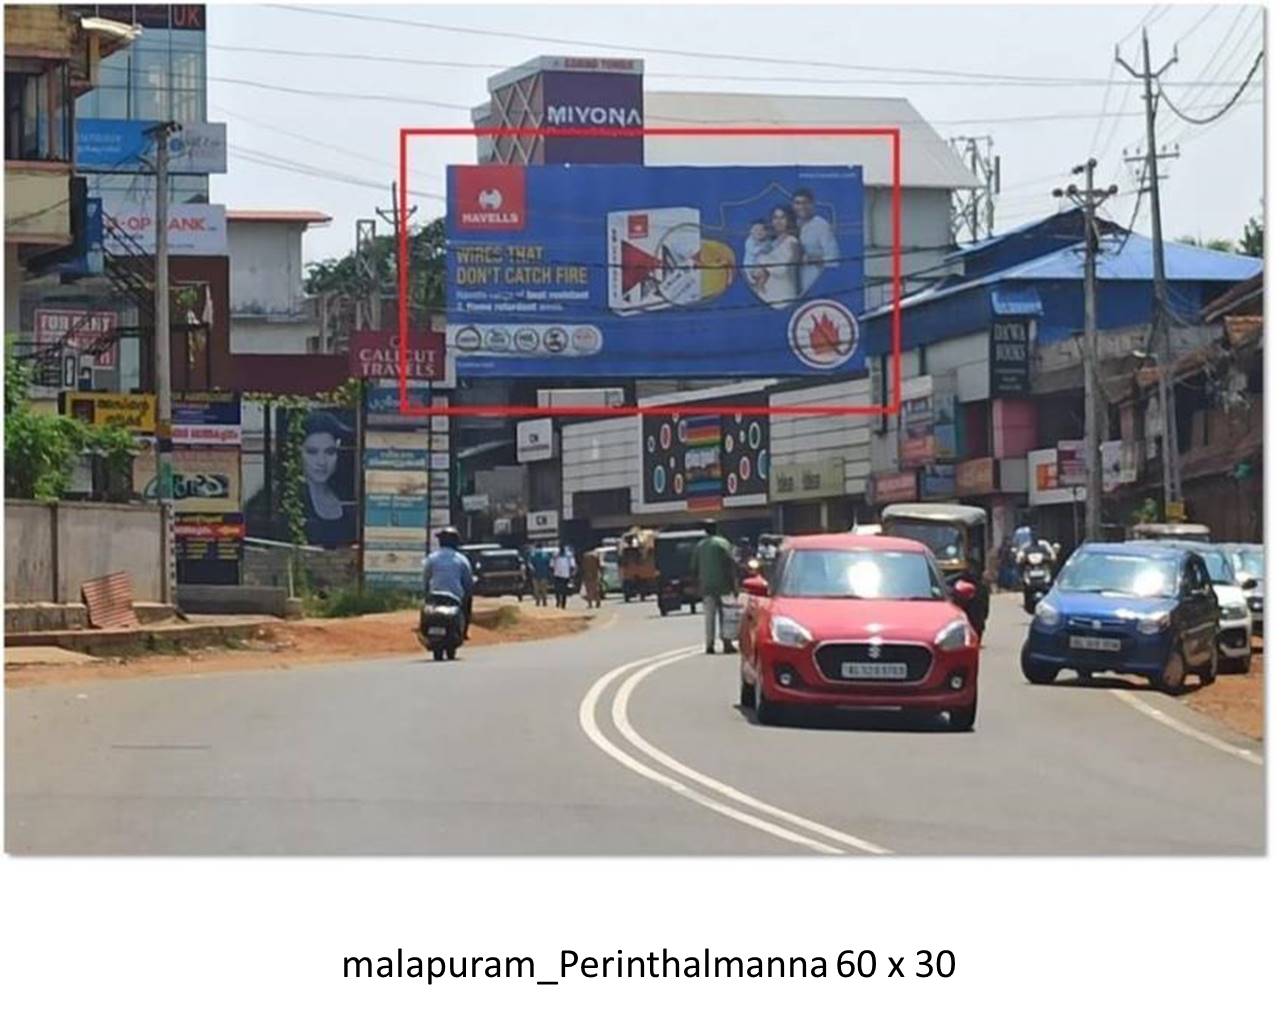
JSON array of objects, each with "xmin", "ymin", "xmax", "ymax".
[{"xmin": 579, "ymin": 644, "xmax": 891, "ymax": 855}]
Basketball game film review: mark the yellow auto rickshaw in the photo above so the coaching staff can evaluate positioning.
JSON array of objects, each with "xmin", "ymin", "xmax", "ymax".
[
  {"xmin": 619, "ymin": 526, "xmax": 658, "ymax": 602},
  {"xmin": 881, "ymin": 503, "xmax": 991, "ymax": 637}
]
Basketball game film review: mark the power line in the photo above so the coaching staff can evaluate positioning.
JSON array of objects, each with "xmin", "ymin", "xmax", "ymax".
[
  {"xmin": 1159, "ymin": 51, "xmax": 1262, "ymax": 125},
  {"xmin": 265, "ymin": 3, "xmax": 1225, "ymax": 86}
]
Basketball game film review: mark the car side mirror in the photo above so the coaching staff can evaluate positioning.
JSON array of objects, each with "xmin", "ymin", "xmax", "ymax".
[
  {"xmin": 953, "ymin": 580, "xmax": 977, "ymax": 604},
  {"xmin": 742, "ymin": 575, "xmax": 769, "ymax": 597},
  {"xmin": 1242, "ymin": 577, "xmax": 1258, "ymax": 591}
]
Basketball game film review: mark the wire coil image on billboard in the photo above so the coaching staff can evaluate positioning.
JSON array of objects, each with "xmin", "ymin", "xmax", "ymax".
[{"xmin": 446, "ymin": 164, "xmax": 865, "ymax": 378}]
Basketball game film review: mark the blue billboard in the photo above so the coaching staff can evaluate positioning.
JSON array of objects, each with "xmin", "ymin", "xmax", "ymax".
[
  {"xmin": 446, "ymin": 164, "xmax": 864, "ymax": 378},
  {"xmin": 75, "ymin": 119, "xmax": 227, "ymax": 175}
]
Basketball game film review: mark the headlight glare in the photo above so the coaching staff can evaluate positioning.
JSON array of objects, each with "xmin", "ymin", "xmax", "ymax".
[
  {"xmin": 1034, "ymin": 599, "xmax": 1060, "ymax": 627},
  {"xmin": 1221, "ymin": 605, "xmax": 1249, "ymax": 621},
  {"xmin": 934, "ymin": 619, "xmax": 971, "ymax": 650},
  {"xmin": 1137, "ymin": 610, "xmax": 1171, "ymax": 635}
]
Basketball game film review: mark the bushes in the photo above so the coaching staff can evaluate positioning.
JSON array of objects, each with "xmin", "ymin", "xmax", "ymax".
[{"xmin": 306, "ymin": 584, "xmax": 419, "ymax": 619}]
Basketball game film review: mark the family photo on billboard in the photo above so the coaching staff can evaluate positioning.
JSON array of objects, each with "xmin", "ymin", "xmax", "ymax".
[{"xmin": 741, "ymin": 188, "xmax": 841, "ymax": 306}]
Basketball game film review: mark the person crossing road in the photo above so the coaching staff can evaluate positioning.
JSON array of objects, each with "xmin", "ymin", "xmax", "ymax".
[{"xmin": 692, "ymin": 519, "xmax": 738, "ymax": 655}]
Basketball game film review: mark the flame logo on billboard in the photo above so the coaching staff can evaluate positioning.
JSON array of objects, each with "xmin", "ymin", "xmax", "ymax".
[{"xmin": 788, "ymin": 299, "xmax": 859, "ymax": 370}]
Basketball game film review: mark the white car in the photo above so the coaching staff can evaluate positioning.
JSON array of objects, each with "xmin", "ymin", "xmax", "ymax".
[{"xmin": 1174, "ymin": 543, "xmax": 1252, "ymax": 674}]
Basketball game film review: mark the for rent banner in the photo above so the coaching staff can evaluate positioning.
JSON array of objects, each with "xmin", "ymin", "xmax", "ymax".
[{"xmin": 446, "ymin": 164, "xmax": 865, "ymax": 378}]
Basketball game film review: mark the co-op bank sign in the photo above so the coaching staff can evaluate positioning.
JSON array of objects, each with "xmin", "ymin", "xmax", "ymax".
[
  {"xmin": 446, "ymin": 164, "xmax": 865, "ymax": 379},
  {"xmin": 101, "ymin": 194, "xmax": 226, "ymax": 256}
]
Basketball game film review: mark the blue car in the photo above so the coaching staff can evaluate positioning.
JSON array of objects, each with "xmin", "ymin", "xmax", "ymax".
[{"xmin": 1021, "ymin": 542, "xmax": 1221, "ymax": 694}]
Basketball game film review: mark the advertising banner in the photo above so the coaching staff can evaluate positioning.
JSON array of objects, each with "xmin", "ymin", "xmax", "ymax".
[
  {"xmin": 1028, "ymin": 447, "xmax": 1083, "ymax": 506},
  {"xmin": 64, "ymin": 392, "xmax": 155, "ymax": 432},
  {"xmin": 447, "ymin": 164, "xmax": 865, "ymax": 378},
  {"xmin": 771, "ymin": 457, "xmax": 846, "ymax": 503},
  {"xmin": 76, "ymin": 119, "xmax": 228, "ymax": 175},
  {"xmin": 1102, "ymin": 439, "xmax": 1139, "ymax": 493},
  {"xmin": 135, "ymin": 448, "xmax": 241, "ymax": 512},
  {"xmin": 541, "ymin": 65, "xmax": 644, "ymax": 164},
  {"xmin": 364, "ymin": 380, "xmax": 445, "ymax": 429},
  {"xmin": 365, "ymin": 430, "xmax": 429, "ymax": 471},
  {"xmin": 35, "ymin": 308, "xmax": 118, "ymax": 367},
  {"xmin": 349, "ymin": 329, "xmax": 451, "ymax": 385},
  {"xmin": 899, "ymin": 393, "xmax": 936, "ymax": 467},
  {"xmin": 270, "ymin": 407, "xmax": 358, "ymax": 547},
  {"xmin": 173, "ymin": 392, "xmax": 241, "ymax": 445},
  {"xmin": 991, "ymin": 320, "xmax": 1032, "ymax": 397},
  {"xmin": 956, "ymin": 457, "xmax": 997, "ymax": 497},
  {"xmin": 528, "ymin": 510, "xmax": 560, "ymax": 537},
  {"xmin": 933, "ymin": 384, "xmax": 960, "ymax": 461},
  {"xmin": 870, "ymin": 470, "xmax": 919, "ymax": 505},
  {"xmin": 642, "ymin": 395, "xmax": 770, "ymax": 507},
  {"xmin": 101, "ymin": 195, "xmax": 227, "ymax": 256}
]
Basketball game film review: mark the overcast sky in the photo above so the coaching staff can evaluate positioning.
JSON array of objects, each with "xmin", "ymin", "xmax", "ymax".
[{"xmin": 207, "ymin": 3, "xmax": 1265, "ymax": 265}]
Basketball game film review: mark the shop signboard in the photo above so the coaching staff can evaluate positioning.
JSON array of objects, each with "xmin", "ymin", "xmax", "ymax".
[
  {"xmin": 1102, "ymin": 440, "xmax": 1140, "ymax": 493},
  {"xmin": 135, "ymin": 447, "xmax": 241, "ymax": 512},
  {"xmin": 899, "ymin": 392, "xmax": 936, "ymax": 467},
  {"xmin": 173, "ymin": 392, "xmax": 241, "ymax": 445},
  {"xmin": 991, "ymin": 319, "xmax": 1031, "ymax": 396},
  {"xmin": 1028, "ymin": 447, "xmax": 1083, "ymax": 506},
  {"xmin": 516, "ymin": 418, "xmax": 556, "ymax": 463},
  {"xmin": 76, "ymin": 119, "xmax": 228, "ymax": 175},
  {"xmin": 771, "ymin": 457, "xmax": 846, "ymax": 503},
  {"xmin": 101, "ymin": 195, "xmax": 227, "ymax": 256},
  {"xmin": 540, "ymin": 58, "xmax": 644, "ymax": 164},
  {"xmin": 64, "ymin": 392, "xmax": 155, "ymax": 432},
  {"xmin": 364, "ymin": 380, "xmax": 449, "ymax": 431},
  {"xmin": 364, "ymin": 430, "xmax": 429, "ymax": 471},
  {"xmin": 870, "ymin": 470, "xmax": 919, "ymax": 506},
  {"xmin": 921, "ymin": 463, "xmax": 957, "ymax": 500},
  {"xmin": 956, "ymin": 457, "xmax": 997, "ymax": 497},
  {"xmin": 642, "ymin": 394, "xmax": 770, "ymax": 507},
  {"xmin": 933, "ymin": 381, "xmax": 959, "ymax": 461},
  {"xmin": 462, "ymin": 494, "xmax": 490, "ymax": 512},
  {"xmin": 1057, "ymin": 439, "xmax": 1087, "ymax": 487},
  {"xmin": 174, "ymin": 512, "xmax": 243, "ymax": 586},
  {"xmin": 527, "ymin": 510, "xmax": 560, "ymax": 537},
  {"xmin": 349, "ymin": 329, "xmax": 452, "ymax": 385},
  {"xmin": 36, "ymin": 308, "xmax": 118, "ymax": 367},
  {"xmin": 446, "ymin": 164, "xmax": 865, "ymax": 378}
]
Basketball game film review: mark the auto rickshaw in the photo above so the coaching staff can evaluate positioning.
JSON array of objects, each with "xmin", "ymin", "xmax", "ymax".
[
  {"xmin": 655, "ymin": 529, "xmax": 705, "ymax": 617},
  {"xmin": 619, "ymin": 526, "xmax": 658, "ymax": 601},
  {"xmin": 881, "ymin": 503, "xmax": 991, "ymax": 637},
  {"xmin": 1130, "ymin": 522, "xmax": 1212, "ymax": 543}
]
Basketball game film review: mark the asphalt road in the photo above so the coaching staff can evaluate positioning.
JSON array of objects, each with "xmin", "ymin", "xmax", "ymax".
[{"xmin": 5, "ymin": 594, "xmax": 1264, "ymax": 855}]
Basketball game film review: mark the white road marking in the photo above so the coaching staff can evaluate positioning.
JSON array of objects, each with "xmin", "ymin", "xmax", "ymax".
[
  {"xmin": 579, "ymin": 645, "xmax": 888, "ymax": 855},
  {"xmin": 1109, "ymin": 689, "xmax": 1264, "ymax": 766},
  {"xmin": 613, "ymin": 655, "xmax": 891, "ymax": 855}
]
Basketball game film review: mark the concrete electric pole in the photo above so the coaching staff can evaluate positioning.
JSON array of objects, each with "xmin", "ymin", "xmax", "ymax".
[
  {"xmin": 147, "ymin": 120, "xmax": 179, "ymax": 603},
  {"xmin": 1117, "ymin": 29, "xmax": 1183, "ymax": 516},
  {"xmin": 1054, "ymin": 159, "xmax": 1117, "ymax": 542}
]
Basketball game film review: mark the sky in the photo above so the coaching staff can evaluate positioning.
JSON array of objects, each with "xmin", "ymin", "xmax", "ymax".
[{"xmin": 206, "ymin": 3, "xmax": 1266, "ymax": 266}]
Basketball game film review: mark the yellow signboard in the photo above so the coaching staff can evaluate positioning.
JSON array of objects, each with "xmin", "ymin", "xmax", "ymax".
[
  {"xmin": 64, "ymin": 393, "xmax": 157, "ymax": 434},
  {"xmin": 1165, "ymin": 500, "xmax": 1188, "ymax": 522}
]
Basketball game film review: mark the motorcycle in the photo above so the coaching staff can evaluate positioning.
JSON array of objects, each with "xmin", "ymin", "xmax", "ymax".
[
  {"xmin": 1020, "ymin": 544, "xmax": 1058, "ymax": 614},
  {"xmin": 418, "ymin": 591, "xmax": 464, "ymax": 661}
]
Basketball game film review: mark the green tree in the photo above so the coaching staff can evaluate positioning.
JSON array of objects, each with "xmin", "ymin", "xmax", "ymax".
[
  {"xmin": 4, "ymin": 340, "xmax": 137, "ymax": 501},
  {"xmin": 1177, "ymin": 235, "xmax": 1235, "ymax": 253},
  {"xmin": 1239, "ymin": 211, "xmax": 1263, "ymax": 258}
]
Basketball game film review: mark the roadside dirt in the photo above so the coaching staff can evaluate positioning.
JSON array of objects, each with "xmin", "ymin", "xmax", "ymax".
[
  {"xmin": 1179, "ymin": 639, "xmax": 1264, "ymax": 741},
  {"xmin": 4, "ymin": 604, "xmax": 596, "ymax": 688}
]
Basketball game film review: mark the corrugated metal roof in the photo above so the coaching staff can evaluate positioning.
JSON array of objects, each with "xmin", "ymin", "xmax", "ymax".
[{"xmin": 643, "ymin": 92, "xmax": 979, "ymax": 190}]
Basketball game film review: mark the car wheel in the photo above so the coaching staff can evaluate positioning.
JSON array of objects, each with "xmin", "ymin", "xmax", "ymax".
[
  {"xmin": 740, "ymin": 677, "xmax": 755, "ymax": 709},
  {"xmin": 753, "ymin": 679, "xmax": 782, "ymax": 726},
  {"xmin": 947, "ymin": 701, "xmax": 976, "ymax": 731},
  {"xmin": 1149, "ymin": 643, "xmax": 1187, "ymax": 694},
  {"xmin": 447, "ymin": 645, "xmax": 458, "ymax": 661},
  {"xmin": 1021, "ymin": 644, "xmax": 1059, "ymax": 685}
]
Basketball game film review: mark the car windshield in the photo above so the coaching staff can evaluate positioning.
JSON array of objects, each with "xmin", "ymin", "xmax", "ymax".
[
  {"xmin": 1232, "ymin": 548, "xmax": 1264, "ymax": 579},
  {"xmin": 479, "ymin": 554, "xmax": 520, "ymax": 572},
  {"xmin": 883, "ymin": 520, "xmax": 963, "ymax": 563},
  {"xmin": 1058, "ymin": 552, "xmax": 1179, "ymax": 598},
  {"xmin": 602, "ymin": 549, "xmax": 618, "ymax": 565},
  {"xmin": 1194, "ymin": 549, "xmax": 1235, "ymax": 584},
  {"xmin": 776, "ymin": 549, "xmax": 945, "ymax": 600}
]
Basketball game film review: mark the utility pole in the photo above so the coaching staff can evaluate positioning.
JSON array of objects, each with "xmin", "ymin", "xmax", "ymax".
[
  {"xmin": 147, "ymin": 120, "xmax": 179, "ymax": 604},
  {"xmin": 1054, "ymin": 159, "xmax": 1117, "ymax": 542},
  {"xmin": 1117, "ymin": 29, "xmax": 1183, "ymax": 516},
  {"xmin": 355, "ymin": 218, "xmax": 378, "ymax": 332}
]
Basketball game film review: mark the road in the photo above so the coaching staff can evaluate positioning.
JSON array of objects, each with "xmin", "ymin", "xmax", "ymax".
[{"xmin": 5, "ymin": 594, "xmax": 1264, "ymax": 855}]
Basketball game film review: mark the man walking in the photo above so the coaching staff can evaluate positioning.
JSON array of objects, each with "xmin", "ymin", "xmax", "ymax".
[
  {"xmin": 530, "ymin": 544, "xmax": 552, "ymax": 607},
  {"xmin": 691, "ymin": 519, "xmax": 738, "ymax": 655},
  {"xmin": 552, "ymin": 545, "xmax": 576, "ymax": 609},
  {"xmin": 581, "ymin": 547, "xmax": 603, "ymax": 609}
]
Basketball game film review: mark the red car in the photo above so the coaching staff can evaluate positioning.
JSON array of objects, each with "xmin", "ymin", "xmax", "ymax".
[{"xmin": 738, "ymin": 534, "xmax": 980, "ymax": 730}]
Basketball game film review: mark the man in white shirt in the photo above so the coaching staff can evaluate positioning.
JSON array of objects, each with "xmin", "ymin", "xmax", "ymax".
[
  {"xmin": 792, "ymin": 188, "xmax": 840, "ymax": 294},
  {"xmin": 552, "ymin": 546, "xmax": 577, "ymax": 609}
]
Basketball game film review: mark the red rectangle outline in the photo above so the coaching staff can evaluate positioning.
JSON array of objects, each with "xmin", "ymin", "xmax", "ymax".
[{"xmin": 399, "ymin": 126, "xmax": 902, "ymax": 418}]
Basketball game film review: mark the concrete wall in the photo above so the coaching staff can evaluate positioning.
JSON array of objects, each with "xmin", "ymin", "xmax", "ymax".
[
  {"xmin": 231, "ymin": 319, "xmax": 313, "ymax": 355},
  {"xmin": 769, "ymin": 378, "xmax": 875, "ymax": 497},
  {"xmin": 5, "ymin": 500, "xmax": 166, "ymax": 604},
  {"xmin": 230, "ymin": 221, "xmax": 306, "ymax": 318},
  {"xmin": 562, "ymin": 416, "xmax": 641, "ymax": 519}
]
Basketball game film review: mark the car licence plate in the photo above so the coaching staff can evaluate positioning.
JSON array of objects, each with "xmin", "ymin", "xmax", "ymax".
[
  {"xmin": 840, "ymin": 662, "xmax": 909, "ymax": 679},
  {"xmin": 428, "ymin": 626, "xmax": 447, "ymax": 637},
  {"xmin": 1069, "ymin": 635, "xmax": 1121, "ymax": 652}
]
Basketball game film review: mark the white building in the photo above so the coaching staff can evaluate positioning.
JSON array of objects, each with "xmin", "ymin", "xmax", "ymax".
[{"xmin": 228, "ymin": 210, "xmax": 331, "ymax": 354}]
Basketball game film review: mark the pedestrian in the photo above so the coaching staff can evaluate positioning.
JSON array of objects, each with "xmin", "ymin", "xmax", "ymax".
[
  {"xmin": 691, "ymin": 518, "xmax": 738, "ymax": 654},
  {"xmin": 530, "ymin": 544, "xmax": 552, "ymax": 607},
  {"xmin": 581, "ymin": 547, "xmax": 603, "ymax": 609},
  {"xmin": 552, "ymin": 545, "xmax": 576, "ymax": 609}
]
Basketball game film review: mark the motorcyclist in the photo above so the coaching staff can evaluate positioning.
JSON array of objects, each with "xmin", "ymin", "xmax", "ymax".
[{"xmin": 423, "ymin": 526, "xmax": 475, "ymax": 640}]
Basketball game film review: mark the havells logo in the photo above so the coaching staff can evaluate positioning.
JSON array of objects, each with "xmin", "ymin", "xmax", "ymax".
[
  {"xmin": 455, "ymin": 166, "xmax": 526, "ymax": 231},
  {"xmin": 545, "ymin": 104, "xmax": 643, "ymax": 128}
]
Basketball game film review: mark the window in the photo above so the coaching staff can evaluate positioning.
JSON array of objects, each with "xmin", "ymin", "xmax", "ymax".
[{"xmin": 5, "ymin": 67, "xmax": 71, "ymax": 162}]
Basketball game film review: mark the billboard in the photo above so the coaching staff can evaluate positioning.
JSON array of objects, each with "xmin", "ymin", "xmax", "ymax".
[
  {"xmin": 101, "ymin": 195, "xmax": 227, "ymax": 256},
  {"xmin": 76, "ymin": 120, "xmax": 228, "ymax": 175},
  {"xmin": 642, "ymin": 396, "xmax": 771, "ymax": 509},
  {"xmin": 173, "ymin": 392, "xmax": 241, "ymax": 445},
  {"xmin": 899, "ymin": 392, "xmax": 936, "ymax": 467},
  {"xmin": 349, "ymin": 329, "xmax": 452, "ymax": 385},
  {"xmin": 541, "ymin": 65, "xmax": 644, "ymax": 164},
  {"xmin": 37, "ymin": 308, "xmax": 119, "ymax": 367},
  {"xmin": 446, "ymin": 164, "xmax": 864, "ymax": 378},
  {"xmin": 273, "ymin": 407, "xmax": 359, "ymax": 547},
  {"xmin": 134, "ymin": 448, "xmax": 241, "ymax": 512},
  {"xmin": 63, "ymin": 392, "xmax": 155, "ymax": 432}
]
